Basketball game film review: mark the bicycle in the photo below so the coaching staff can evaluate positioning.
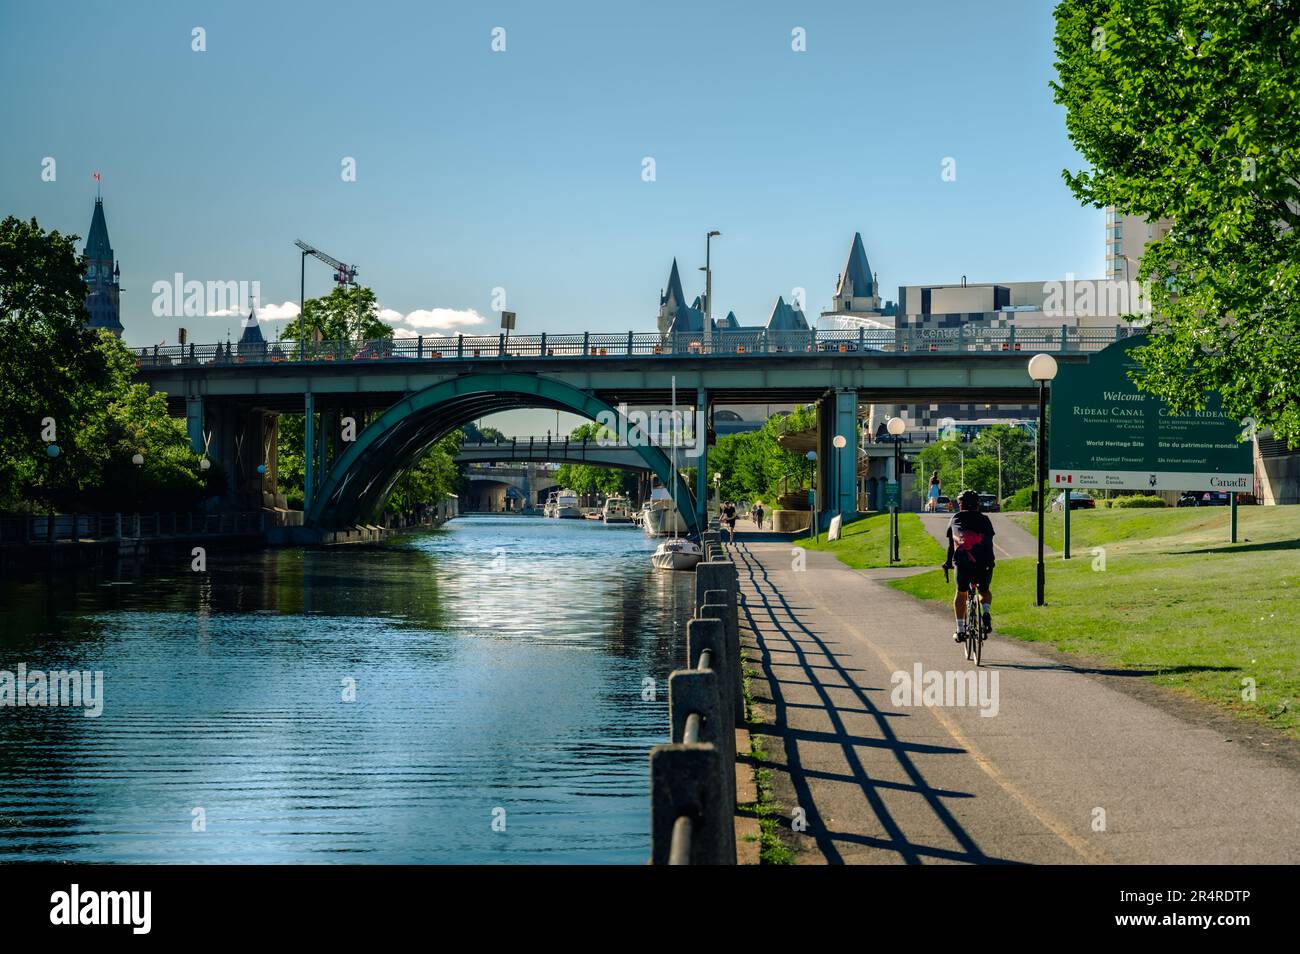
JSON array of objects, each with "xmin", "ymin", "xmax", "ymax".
[{"xmin": 943, "ymin": 563, "xmax": 989, "ymax": 666}]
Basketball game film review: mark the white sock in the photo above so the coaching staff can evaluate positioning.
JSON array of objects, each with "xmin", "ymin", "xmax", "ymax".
[{"xmin": 957, "ymin": 619, "xmax": 966, "ymax": 633}]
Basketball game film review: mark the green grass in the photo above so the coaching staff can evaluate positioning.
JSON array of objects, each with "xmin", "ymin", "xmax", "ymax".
[
  {"xmin": 892, "ymin": 505, "xmax": 1300, "ymax": 738},
  {"xmin": 802, "ymin": 511, "xmax": 947, "ymax": 569},
  {"xmin": 1008, "ymin": 505, "xmax": 1268, "ymax": 554}
]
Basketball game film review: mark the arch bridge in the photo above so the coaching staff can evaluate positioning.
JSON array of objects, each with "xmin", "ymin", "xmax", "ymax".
[{"xmin": 136, "ymin": 327, "xmax": 1134, "ymax": 532}]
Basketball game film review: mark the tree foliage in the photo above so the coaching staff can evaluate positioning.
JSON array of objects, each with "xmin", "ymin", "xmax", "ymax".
[
  {"xmin": 706, "ymin": 405, "xmax": 817, "ymax": 505},
  {"xmin": 281, "ymin": 285, "xmax": 392, "ymax": 343},
  {"xmin": 0, "ymin": 216, "xmax": 204, "ymax": 512},
  {"xmin": 1052, "ymin": 0, "xmax": 1300, "ymax": 444}
]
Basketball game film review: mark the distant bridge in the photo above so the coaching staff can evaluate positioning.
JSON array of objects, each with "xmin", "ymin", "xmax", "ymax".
[
  {"xmin": 456, "ymin": 438, "xmax": 651, "ymax": 470},
  {"xmin": 134, "ymin": 327, "xmax": 1139, "ymax": 532}
]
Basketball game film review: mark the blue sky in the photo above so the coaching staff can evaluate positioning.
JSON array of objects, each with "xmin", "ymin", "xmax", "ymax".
[{"xmin": 1, "ymin": 0, "xmax": 1102, "ymax": 350}]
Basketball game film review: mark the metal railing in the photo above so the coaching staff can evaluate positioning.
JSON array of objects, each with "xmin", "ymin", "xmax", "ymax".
[
  {"xmin": 134, "ymin": 324, "xmax": 1144, "ymax": 369},
  {"xmin": 650, "ymin": 534, "xmax": 745, "ymax": 865},
  {"xmin": 0, "ymin": 511, "xmax": 267, "ymax": 545}
]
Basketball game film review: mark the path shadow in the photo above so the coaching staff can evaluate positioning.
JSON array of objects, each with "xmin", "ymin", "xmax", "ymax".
[{"xmin": 732, "ymin": 541, "xmax": 1017, "ymax": 865}]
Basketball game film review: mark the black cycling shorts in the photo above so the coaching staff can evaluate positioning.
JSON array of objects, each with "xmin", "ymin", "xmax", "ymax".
[{"xmin": 955, "ymin": 560, "xmax": 993, "ymax": 591}]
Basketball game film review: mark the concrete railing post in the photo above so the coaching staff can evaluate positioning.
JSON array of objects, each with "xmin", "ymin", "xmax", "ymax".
[
  {"xmin": 649, "ymin": 744, "xmax": 727, "ymax": 864},
  {"xmin": 701, "ymin": 589, "xmax": 743, "ymax": 722},
  {"xmin": 669, "ymin": 668, "xmax": 721, "ymax": 746},
  {"xmin": 686, "ymin": 617, "xmax": 736, "ymax": 854}
]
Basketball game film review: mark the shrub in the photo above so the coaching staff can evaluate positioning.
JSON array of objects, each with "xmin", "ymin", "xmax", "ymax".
[{"xmin": 1110, "ymin": 494, "xmax": 1167, "ymax": 508}]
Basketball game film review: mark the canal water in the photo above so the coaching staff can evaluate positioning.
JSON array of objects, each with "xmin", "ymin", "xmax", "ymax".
[{"xmin": 0, "ymin": 516, "xmax": 695, "ymax": 863}]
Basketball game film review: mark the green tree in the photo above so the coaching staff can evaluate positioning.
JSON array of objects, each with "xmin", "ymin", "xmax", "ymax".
[
  {"xmin": 970, "ymin": 424, "xmax": 1035, "ymax": 497},
  {"xmin": 0, "ymin": 216, "xmax": 112, "ymax": 509},
  {"xmin": 283, "ymin": 285, "xmax": 393, "ymax": 343},
  {"xmin": 0, "ymin": 217, "xmax": 204, "ymax": 512},
  {"xmin": 1052, "ymin": 0, "xmax": 1300, "ymax": 445}
]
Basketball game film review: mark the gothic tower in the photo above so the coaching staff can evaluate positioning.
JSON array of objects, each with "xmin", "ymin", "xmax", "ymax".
[{"xmin": 83, "ymin": 197, "xmax": 124, "ymax": 337}]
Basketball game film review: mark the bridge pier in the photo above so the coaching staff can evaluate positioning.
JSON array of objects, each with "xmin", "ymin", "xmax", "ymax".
[
  {"xmin": 696, "ymin": 386, "xmax": 709, "ymax": 531},
  {"xmin": 818, "ymin": 389, "xmax": 860, "ymax": 526}
]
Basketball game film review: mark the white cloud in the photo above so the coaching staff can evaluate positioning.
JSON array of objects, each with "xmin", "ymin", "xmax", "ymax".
[
  {"xmin": 256, "ymin": 301, "xmax": 301, "ymax": 322},
  {"xmin": 379, "ymin": 306, "xmax": 488, "ymax": 336}
]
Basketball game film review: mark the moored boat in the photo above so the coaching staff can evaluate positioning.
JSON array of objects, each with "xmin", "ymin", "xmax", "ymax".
[{"xmin": 651, "ymin": 537, "xmax": 703, "ymax": 571}]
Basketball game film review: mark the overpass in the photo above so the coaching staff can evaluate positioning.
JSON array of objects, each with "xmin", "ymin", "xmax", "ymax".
[
  {"xmin": 456, "ymin": 438, "xmax": 651, "ymax": 470},
  {"xmin": 135, "ymin": 326, "xmax": 1139, "ymax": 533}
]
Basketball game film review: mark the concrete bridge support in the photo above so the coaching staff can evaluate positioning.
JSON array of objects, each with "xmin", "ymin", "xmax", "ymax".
[
  {"xmin": 191, "ymin": 400, "xmax": 280, "ymax": 509},
  {"xmin": 817, "ymin": 389, "xmax": 860, "ymax": 526}
]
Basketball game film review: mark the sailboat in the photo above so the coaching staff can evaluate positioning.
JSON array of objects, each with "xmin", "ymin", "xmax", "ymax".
[{"xmin": 651, "ymin": 375, "xmax": 702, "ymax": 571}]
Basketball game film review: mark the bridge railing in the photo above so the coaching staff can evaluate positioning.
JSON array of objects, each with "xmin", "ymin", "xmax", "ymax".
[
  {"xmin": 650, "ymin": 534, "xmax": 744, "ymax": 865},
  {"xmin": 134, "ymin": 324, "xmax": 1144, "ymax": 368}
]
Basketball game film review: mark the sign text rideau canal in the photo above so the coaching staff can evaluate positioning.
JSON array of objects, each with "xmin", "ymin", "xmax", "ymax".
[{"xmin": 1049, "ymin": 338, "xmax": 1253, "ymax": 493}]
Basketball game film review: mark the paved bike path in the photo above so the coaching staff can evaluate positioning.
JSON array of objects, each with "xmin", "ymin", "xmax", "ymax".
[
  {"xmin": 735, "ymin": 540, "xmax": 1300, "ymax": 864},
  {"xmin": 918, "ymin": 511, "xmax": 1049, "ymax": 560}
]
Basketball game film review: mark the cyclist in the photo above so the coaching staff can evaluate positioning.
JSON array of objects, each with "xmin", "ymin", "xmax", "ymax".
[{"xmin": 942, "ymin": 489, "xmax": 995, "ymax": 642}]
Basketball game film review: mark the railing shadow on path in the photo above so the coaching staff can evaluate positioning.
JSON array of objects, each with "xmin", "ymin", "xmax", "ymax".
[{"xmin": 732, "ymin": 540, "xmax": 1025, "ymax": 865}]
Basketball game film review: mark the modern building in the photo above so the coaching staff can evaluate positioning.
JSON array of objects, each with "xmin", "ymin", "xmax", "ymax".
[
  {"xmin": 83, "ymin": 197, "xmax": 124, "ymax": 337},
  {"xmin": 1105, "ymin": 206, "xmax": 1172, "ymax": 282}
]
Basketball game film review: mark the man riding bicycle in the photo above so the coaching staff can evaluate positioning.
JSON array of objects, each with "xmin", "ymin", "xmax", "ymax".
[{"xmin": 942, "ymin": 489, "xmax": 995, "ymax": 642}]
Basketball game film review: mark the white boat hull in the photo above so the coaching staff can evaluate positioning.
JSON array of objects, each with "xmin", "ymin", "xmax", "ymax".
[
  {"xmin": 651, "ymin": 540, "xmax": 703, "ymax": 571},
  {"xmin": 642, "ymin": 506, "xmax": 689, "ymax": 537}
]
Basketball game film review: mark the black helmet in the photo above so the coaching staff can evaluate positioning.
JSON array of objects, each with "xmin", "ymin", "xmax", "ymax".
[{"xmin": 958, "ymin": 489, "xmax": 981, "ymax": 511}]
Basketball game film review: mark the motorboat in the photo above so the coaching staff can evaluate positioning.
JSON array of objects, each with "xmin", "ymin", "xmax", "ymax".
[
  {"xmin": 651, "ymin": 537, "xmax": 703, "ymax": 571},
  {"xmin": 602, "ymin": 496, "xmax": 633, "ymax": 524},
  {"xmin": 547, "ymin": 489, "xmax": 581, "ymax": 519}
]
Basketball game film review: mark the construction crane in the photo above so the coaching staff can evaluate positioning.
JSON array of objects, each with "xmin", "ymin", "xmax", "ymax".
[{"xmin": 295, "ymin": 239, "xmax": 359, "ymax": 340}]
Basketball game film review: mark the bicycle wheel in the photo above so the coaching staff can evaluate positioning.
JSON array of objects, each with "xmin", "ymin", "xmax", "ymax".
[
  {"xmin": 970, "ymin": 596, "xmax": 983, "ymax": 666},
  {"xmin": 962, "ymin": 594, "xmax": 976, "ymax": 661}
]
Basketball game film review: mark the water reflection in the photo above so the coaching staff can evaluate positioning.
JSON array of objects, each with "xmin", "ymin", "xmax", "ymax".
[{"xmin": 0, "ymin": 516, "xmax": 694, "ymax": 863}]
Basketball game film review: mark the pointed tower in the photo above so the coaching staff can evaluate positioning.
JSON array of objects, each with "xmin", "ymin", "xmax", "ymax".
[
  {"xmin": 83, "ymin": 197, "xmax": 124, "ymax": 337},
  {"xmin": 832, "ymin": 232, "xmax": 880, "ymax": 314},
  {"xmin": 657, "ymin": 258, "xmax": 704, "ymax": 335},
  {"xmin": 765, "ymin": 296, "xmax": 809, "ymax": 331},
  {"xmin": 236, "ymin": 306, "xmax": 267, "ymax": 358}
]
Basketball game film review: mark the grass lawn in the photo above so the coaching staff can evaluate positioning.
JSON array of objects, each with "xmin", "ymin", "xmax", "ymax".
[
  {"xmin": 1008, "ymin": 505, "xmax": 1264, "ymax": 554},
  {"xmin": 802, "ymin": 511, "xmax": 947, "ymax": 569},
  {"xmin": 891, "ymin": 506, "xmax": 1300, "ymax": 739}
]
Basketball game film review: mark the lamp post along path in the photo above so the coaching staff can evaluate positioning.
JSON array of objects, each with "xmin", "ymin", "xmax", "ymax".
[{"xmin": 1028, "ymin": 354, "xmax": 1058, "ymax": 607}]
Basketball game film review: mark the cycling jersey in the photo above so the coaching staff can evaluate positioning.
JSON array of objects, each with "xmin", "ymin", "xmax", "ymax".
[{"xmin": 946, "ymin": 510, "xmax": 995, "ymax": 568}]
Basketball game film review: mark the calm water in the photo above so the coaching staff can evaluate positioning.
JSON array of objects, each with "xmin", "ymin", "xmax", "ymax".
[{"xmin": 0, "ymin": 516, "xmax": 694, "ymax": 863}]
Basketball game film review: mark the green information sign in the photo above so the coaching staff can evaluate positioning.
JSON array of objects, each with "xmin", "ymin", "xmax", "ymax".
[
  {"xmin": 1049, "ymin": 338, "xmax": 1252, "ymax": 493},
  {"xmin": 884, "ymin": 482, "xmax": 901, "ymax": 508}
]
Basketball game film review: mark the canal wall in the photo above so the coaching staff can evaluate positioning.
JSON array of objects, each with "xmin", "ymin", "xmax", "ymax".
[{"xmin": 0, "ymin": 499, "xmax": 460, "ymax": 571}]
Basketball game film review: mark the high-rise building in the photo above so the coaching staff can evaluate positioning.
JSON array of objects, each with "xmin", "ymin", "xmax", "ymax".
[
  {"xmin": 83, "ymin": 197, "xmax": 124, "ymax": 337},
  {"xmin": 1104, "ymin": 207, "xmax": 1172, "ymax": 281}
]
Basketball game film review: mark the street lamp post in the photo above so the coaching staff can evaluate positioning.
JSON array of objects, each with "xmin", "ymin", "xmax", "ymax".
[
  {"xmin": 1028, "ymin": 354, "xmax": 1058, "ymax": 607},
  {"xmin": 131, "ymin": 451, "xmax": 144, "ymax": 537},
  {"xmin": 886, "ymin": 416, "xmax": 906, "ymax": 563},
  {"xmin": 703, "ymin": 230, "xmax": 720, "ymax": 351},
  {"xmin": 805, "ymin": 450, "xmax": 818, "ymax": 542}
]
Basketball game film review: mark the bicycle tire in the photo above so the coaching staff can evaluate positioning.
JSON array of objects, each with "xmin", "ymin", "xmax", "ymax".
[{"xmin": 971, "ymin": 595, "xmax": 983, "ymax": 666}]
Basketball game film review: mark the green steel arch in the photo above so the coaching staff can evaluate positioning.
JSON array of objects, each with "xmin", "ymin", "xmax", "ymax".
[{"xmin": 305, "ymin": 371, "xmax": 700, "ymax": 532}]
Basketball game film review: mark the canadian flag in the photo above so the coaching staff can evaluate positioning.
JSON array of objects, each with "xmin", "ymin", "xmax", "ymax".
[{"xmin": 1055, "ymin": 474, "xmax": 1073, "ymax": 484}]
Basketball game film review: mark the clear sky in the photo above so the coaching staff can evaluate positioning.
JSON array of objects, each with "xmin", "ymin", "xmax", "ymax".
[{"xmin": 1, "ymin": 0, "xmax": 1101, "ymax": 433}]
